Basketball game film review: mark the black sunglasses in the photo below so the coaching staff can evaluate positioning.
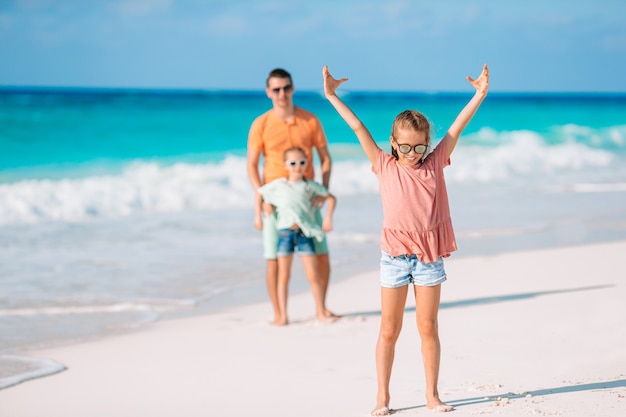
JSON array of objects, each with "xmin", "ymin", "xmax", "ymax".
[
  {"xmin": 286, "ymin": 159, "xmax": 307, "ymax": 166},
  {"xmin": 271, "ymin": 84, "xmax": 293, "ymax": 94},
  {"xmin": 397, "ymin": 143, "xmax": 428, "ymax": 155}
]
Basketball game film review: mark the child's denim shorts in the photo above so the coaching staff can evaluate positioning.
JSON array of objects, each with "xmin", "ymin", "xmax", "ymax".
[
  {"xmin": 263, "ymin": 212, "xmax": 328, "ymax": 259},
  {"xmin": 277, "ymin": 228, "xmax": 316, "ymax": 257},
  {"xmin": 379, "ymin": 251, "xmax": 447, "ymax": 288}
]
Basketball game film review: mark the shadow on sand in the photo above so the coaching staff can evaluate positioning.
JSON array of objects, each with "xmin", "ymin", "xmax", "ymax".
[
  {"xmin": 343, "ymin": 284, "xmax": 613, "ymax": 318},
  {"xmin": 344, "ymin": 283, "xmax": 619, "ymax": 413},
  {"xmin": 393, "ymin": 379, "xmax": 626, "ymax": 412}
]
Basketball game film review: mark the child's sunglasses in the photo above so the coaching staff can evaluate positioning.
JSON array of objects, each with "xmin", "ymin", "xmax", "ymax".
[
  {"xmin": 397, "ymin": 144, "xmax": 428, "ymax": 154},
  {"xmin": 286, "ymin": 159, "xmax": 307, "ymax": 166}
]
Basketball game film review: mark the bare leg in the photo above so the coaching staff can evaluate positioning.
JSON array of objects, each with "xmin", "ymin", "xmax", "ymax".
[
  {"xmin": 373, "ymin": 286, "xmax": 408, "ymax": 414},
  {"xmin": 265, "ymin": 259, "xmax": 281, "ymax": 324},
  {"xmin": 315, "ymin": 253, "xmax": 336, "ymax": 318},
  {"xmin": 275, "ymin": 255, "xmax": 293, "ymax": 326},
  {"xmin": 414, "ymin": 284, "xmax": 452, "ymax": 412},
  {"xmin": 300, "ymin": 254, "xmax": 336, "ymax": 323}
]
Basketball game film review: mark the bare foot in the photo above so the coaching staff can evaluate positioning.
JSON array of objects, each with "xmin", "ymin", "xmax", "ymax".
[
  {"xmin": 273, "ymin": 316, "xmax": 288, "ymax": 326},
  {"xmin": 371, "ymin": 394, "xmax": 391, "ymax": 416},
  {"xmin": 427, "ymin": 402, "xmax": 454, "ymax": 413},
  {"xmin": 317, "ymin": 313, "xmax": 339, "ymax": 324},
  {"xmin": 370, "ymin": 406, "xmax": 391, "ymax": 416}
]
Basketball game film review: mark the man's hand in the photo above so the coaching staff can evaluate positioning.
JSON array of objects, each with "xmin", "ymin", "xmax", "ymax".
[
  {"xmin": 311, "ymin": 195, "xmax": 326, "ymax": 209},
  {"xmin": 262, "ymin": 201, "xmax": 275, "ymax": 216}
]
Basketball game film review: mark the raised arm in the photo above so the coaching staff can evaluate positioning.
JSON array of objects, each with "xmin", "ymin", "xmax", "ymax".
[
  {"xmin": 444, "ymin": 64, "xmax": 489, "ymax": 158},
  {"xmin": 322, "ymin": 66, "xmax": 379, "ymax": 165}
]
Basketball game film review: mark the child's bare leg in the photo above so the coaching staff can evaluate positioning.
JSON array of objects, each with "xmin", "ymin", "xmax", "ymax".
[
  {"xmin": 373, "ymin": 286, "xmax": 408, "ymax": 414},
  {"xmin": 275, "ymin": 255, "xmax": 293, "ymax": 326},
  {"xmin": 414, "ymin": 284, "xmax": 453, "ymax": 412},
  {"xmin": 300, "ymin": 254, "xmax": 337, "ymax": 323}
]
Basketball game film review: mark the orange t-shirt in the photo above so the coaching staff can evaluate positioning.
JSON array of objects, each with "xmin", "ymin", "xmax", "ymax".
[
  {"xmin": 372, "ymin": 136, "xmax": 457, "ymax": 263},
  {"xmin": 248, "ymin": 107, "xmax": 327, "ymax": 184}
]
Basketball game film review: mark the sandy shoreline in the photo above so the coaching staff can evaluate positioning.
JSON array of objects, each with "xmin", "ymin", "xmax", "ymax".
[{"xmin": 2, "ymin": 241, "xmax": 625, "ymax": 416}]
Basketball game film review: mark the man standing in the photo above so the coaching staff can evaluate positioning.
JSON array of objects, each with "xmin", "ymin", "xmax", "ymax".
[{"xmin": 247, "ymin": 68, "xmax": 333, "ymax": 325}]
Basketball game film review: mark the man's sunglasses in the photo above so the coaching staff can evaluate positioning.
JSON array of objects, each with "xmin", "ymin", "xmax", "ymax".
[{"xmin": 271, "ymin": 84, "xmax": 293, "ymax": 94}]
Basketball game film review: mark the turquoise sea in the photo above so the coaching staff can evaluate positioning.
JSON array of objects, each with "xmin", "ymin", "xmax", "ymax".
[{"xmin": 1, "ymin": 87, "xmax": 626, "ymax": 388}]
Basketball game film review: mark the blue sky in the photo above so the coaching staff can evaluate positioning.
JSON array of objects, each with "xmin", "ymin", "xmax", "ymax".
[{"xmin": 1, "ymin": 0, "xmax": 625, "ymax": 92}]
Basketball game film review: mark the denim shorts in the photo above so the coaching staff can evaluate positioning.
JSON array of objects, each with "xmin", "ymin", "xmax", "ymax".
[
  {"xmin": 263, "ymin": 212, "xmax": 328, "ymax": 259},
  {"xmin": 379, "ymin": 251, "xmax": 447, "ymax": 288},
  {"xmin": 277, "ymin": 228, "xmax": 316, "ymax": 257}
]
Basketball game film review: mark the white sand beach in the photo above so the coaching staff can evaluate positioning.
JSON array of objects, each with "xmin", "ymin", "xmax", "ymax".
[{"xmin": 2, "ymin": 240, "xmax": 625, "ymax": 417}]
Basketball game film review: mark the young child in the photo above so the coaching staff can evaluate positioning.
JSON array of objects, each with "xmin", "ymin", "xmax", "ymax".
[
  {"xmin": 256, "ymin": 147, "xmax": 338, "ymax": 326},
  {"xmin": 322, "ymin": 64, "xmax": 489, "ymax": 415}
]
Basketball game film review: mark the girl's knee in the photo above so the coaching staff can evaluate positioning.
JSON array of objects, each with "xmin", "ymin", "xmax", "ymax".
[
  {"xmin": 417, "ymin": 318, "xmax": 439, "ymax": 337},
  {"xmin": 379, "ymin": 324, "xmax": 402, "ymax": 343}
]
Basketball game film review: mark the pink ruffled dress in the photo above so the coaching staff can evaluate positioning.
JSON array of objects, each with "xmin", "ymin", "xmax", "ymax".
[{"xmin": 372, "ymin": 137, "xmax": 457, "ymax": 263}]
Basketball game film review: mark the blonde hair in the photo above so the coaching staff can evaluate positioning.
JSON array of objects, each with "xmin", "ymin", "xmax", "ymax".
[
  {"xmin": 283, "ymin": 146, "xmax": 306, "ymax": 161},
  {"xmin": 390, "ymin": 110, "xmax": 431, "ymax": 159}
]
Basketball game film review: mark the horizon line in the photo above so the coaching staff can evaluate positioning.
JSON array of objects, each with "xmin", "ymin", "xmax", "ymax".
[{"xmin": 2, "ymin": 85, "xmax": 626, "ymax": 96}]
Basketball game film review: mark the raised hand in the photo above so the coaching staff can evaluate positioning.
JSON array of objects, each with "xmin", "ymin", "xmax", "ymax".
[
  {"xmin": 444, "ymin": 64, "xmax": 490, "ymax": 157},
  {"xmin": 322, "ymin": 66, "xmax": 349, "ymax": 98},
  {"xmin": 466, "ymin": 64, "xmax": 489, "ymax": 95},
  {"xmin": 322, "ymin": 65, "xmax": 378, "ymax": 164}
]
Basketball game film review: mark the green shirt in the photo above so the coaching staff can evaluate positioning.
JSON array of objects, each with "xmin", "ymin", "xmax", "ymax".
[{"xmin": 258, "ymin": 178, "xmax": 328, "ymax": 242}]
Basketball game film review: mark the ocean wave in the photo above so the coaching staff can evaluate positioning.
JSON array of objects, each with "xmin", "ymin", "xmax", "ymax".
[
  {"xmin": 447, "ymin": 129, "xmax": 616, "ymax": 183},
  {"xmin": 550, "ymin": 183, "xmax": 626, "ymax": 193},
  {"xmin": 464, "ymin": 125, "xmax": 626, "ymax": 150},
  {"xmin": 0, "ymin": 156, "xmax": 253, "ymax": 225},
  {"xmin": 0, "ymin": 354, "xmax": 66, "ymax": 390},
  {"xmin": 0, "ymin": 133, "xmax": 623, "ymax": 226},
  {"xmin": 0, "ymin": 298, "xmax": 196, "ymax": 317}
]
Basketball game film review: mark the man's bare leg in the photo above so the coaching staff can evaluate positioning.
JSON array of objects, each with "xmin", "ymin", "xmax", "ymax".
[
  {"xmin": 301, "ymin": 254, "xmax": 337, "ymax": 323},
  {"xmin": 265, "ymin": 259, "xmax": 281, "ymax": 325},
  {"xmin": 316, "ymin": 253, "xmax": 337, "ymax": 318}
]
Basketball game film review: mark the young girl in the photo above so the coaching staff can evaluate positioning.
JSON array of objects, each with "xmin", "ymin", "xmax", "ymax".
[
  {"xmin": 322, "ymin": 64, "xmax": 489, "ymax": 414},
  {"xmin": 257, "ymin": 147, "xmax": 338, "ymax": 326}
]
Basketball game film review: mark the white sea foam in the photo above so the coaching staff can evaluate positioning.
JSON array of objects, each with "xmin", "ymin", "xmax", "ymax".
[
  {"xmin": 0, "ymin": 355, "xmax": 66, "ymax": 390},
  {"xmin": 447, "ymin": 129, "xmax": 615, "ymax": 183},
  {"xmin": 0, "ymin": 298, "xmax": 196, "ymax": 318},
  {"xmin": 558, "ymin": 183, "xmax": 626, "ymax": 193},
  {"xmin": 0, "ymin": 155, "xmax": 254, "ymax": 225},
  {"xmin": 0, "ymin": 134, "xmax": 622, "ymax": 226}
]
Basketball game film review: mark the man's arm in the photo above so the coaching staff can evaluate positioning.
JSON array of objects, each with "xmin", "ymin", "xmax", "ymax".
[
  {"xmin": 247, "ymin": 148, "xmax": 263, "ymax": 229},
  {"xmin": 253, "ymin": 192, "xmax": 263, "ymax": 230},
  {"xmin": 316, "ymin": 145, "xmax": 332, "ymax": 189},
  {"xmin": 321, "ymin": 193, "xmax": 336, "ymax": 233},
  {"xmin": 247, "ymin": 148, "xmax": 274, "ymax": 222},
  {"xmin": 246, "ymin": 148, "xmax": 263, "ymax": 190}
]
